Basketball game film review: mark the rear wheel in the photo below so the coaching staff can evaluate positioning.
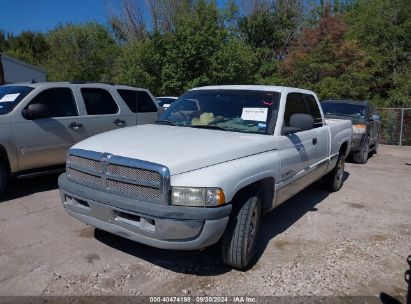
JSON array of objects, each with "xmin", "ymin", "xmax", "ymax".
[
  {"xmin": 353, "ymin": 137, "xmax": 370, "ymax": 164},
  {"xmin": 0, "ymin": 161, "xmax": 8, "ymax": 197},
  {"xmin": 323, "ymin": 154, "xmax": 345, "ymax": 192},
  {"xmin": 221, "ymin": 193, "xmax": 261, "ymax": 269}
]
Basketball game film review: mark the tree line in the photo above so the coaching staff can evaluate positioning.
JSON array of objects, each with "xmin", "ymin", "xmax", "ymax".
[{"xmin": 0, "ymin": 0, "xmax": 410, "ymax": 107}]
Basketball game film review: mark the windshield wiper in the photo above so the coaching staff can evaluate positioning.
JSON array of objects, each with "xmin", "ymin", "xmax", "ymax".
[
  {"xmin": 190, "ymin": 125, "xmax": 228, "ymax": 131},
  {"xmin": 156, "ymin": 120, "xmax": 177, "ymax": 126}
]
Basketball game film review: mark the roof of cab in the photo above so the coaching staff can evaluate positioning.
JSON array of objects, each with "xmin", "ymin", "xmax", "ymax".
[
  {"xmin": 2, "ymin": 81, "xmax": 147, "ymax": 91},
  {"xmin": 189, "ymin": 85, "xmax": 317, "ymax": 95}
]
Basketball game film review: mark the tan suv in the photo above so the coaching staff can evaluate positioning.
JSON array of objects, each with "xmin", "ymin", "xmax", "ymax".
[{"xmin": 0, "ymin": 82, "xmax": 159, "ymax": 196}]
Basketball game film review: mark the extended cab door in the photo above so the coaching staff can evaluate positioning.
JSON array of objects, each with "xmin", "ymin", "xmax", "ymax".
[
  {"xmin": 303, "ymin": 93, "xmax": 330, "ymax": 179},
  {"xmin": 276, "ymin": 92, "xmax": 325, "ymax": 204},
  {"xmin": 13, "ymin": 87, "xmax": 87, "ymax": 171}
]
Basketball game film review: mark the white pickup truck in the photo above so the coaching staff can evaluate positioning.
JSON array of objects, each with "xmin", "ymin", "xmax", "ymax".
[{"xmin": 59, "ymin": 85, "xmax": 352, "ymax": 269}]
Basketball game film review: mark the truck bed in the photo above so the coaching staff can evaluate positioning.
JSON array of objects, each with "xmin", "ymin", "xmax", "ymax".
[{"xmin": 325, "ymin": 118, "xmax": 353, "ymax": 156}]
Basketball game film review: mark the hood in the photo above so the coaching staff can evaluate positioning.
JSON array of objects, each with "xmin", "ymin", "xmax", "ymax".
[
  {"xmin": 324, "ymin": 114, "xmax": 366, "ymax": 125},
  {"xmin": 73, "ymin": 124, "xmax": 276, "ymax": 175}
]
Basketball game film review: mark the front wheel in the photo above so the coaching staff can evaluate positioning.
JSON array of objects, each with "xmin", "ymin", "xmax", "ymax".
[
  {"xmin": 353, "ymin": 137, "xmax": 370, "ymax": 164},
  {"xmin": 323, "ymin": 154, "xmax": 345, "ymax": 192},
  {"xmin": 221, "ymin": 193, "xmax": 261, "ymax": 269}
]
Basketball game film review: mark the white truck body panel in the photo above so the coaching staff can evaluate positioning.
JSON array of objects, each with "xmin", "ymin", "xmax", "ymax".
[{"xmin": 58, "ymin": 85, "xmax": 352, "ymax": 253}]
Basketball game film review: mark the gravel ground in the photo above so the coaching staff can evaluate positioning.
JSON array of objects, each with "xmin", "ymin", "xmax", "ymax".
[{"xmin": 0, "ymin": 145, "xmax": 410, "ymax": 301}]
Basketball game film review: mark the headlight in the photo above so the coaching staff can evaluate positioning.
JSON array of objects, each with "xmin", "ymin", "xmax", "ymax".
[
  {"xmin": 352, "ymin": 124, "xmax": 366, "ymax": 134},
  {"xmin": 171, "ymin": 187, "xmax": 225, "ymax": 207}
]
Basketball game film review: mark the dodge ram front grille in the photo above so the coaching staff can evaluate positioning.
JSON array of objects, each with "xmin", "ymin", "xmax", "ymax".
[
  {"xmin": 107, "ymin": 164, "xmax": 160, "ymax": 182},
  {"xmin": 107, "ymin": 180, "xmax": 161, "ymax": 200},
  {"xmin": 67, "ymin": 168, "xmax": 103, "ymax": 187},
  {"xmin": 66, "ymin": 149, "xmax": 170, "ymax": 204},
  {"xmin": 68, "ymin": 155, "xmax": 101, "ymax": 172}
]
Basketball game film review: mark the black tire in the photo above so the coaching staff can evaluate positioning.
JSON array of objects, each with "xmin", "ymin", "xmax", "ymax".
[
  {"xmin": 0, "ymin": 161, "xmax": 8, "ymax": 197},
  {"xmin": 323, "ymin": 154, "xmax": 345, "ymax": 192},
  {"xmin": 353, "ymin": 136, "xmax": 370, "ymax": 164},
  {"xmin": 221, "ymin": 193, "xmax": 261, "ymax": 269}
]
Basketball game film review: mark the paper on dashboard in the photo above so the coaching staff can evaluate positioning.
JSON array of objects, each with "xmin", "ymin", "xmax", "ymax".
[
  {"xmin": 241, "ymin": 107, "xmax": 268, "ymax": 122},
  {"xmin": 0, "ymin": 93, "xmax": 20, "ymax": 102}
]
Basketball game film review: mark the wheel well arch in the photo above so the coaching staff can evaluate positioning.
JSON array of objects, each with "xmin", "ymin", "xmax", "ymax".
[
  {"xmin": 231, "ymin": 177, "xmax": 275, "ymax": 213},
  {"xmin": 340, "ymin": 141, "xmax": 349, "ymax": 157}
]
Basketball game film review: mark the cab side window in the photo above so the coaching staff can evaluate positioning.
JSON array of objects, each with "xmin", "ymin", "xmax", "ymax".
[
  {"xmin": 81, "ymin": 88, "xmax": 119, "ymax": 115},
  {"xmin": 25, "ymin": 88, "xmax": 78, "ymax": 118},
  {"xmin": 117, "ymin": 89, "xmax": 157, "ymax": 113},
  {"xmin": 137, "ymin": 91, "xmax": 157, "ymax": 113},
  {"xmin": 284, "ymin": 93, "xmax": 307, "ymax": 126},
  {"xmin": 303, "ymin": 94, "xmax": 323, "ymax": 127}
]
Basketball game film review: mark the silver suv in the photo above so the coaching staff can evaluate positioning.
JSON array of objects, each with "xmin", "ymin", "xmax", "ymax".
[{"xmin": 0, "ymin": 82, "xmax": 159, "ymax": 196}]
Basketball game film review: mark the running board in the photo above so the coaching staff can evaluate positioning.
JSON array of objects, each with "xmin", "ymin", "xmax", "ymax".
[{"xmin": 17, "ymin": 168, "xmax": 65, "ymax": 180}]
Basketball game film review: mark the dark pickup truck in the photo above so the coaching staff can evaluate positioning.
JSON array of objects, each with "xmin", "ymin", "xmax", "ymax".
[{"xmin": 321, "ymin": 100, "xmax": 381, "ymax": 164}]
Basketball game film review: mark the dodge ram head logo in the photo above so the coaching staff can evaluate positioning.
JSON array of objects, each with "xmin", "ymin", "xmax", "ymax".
[{"xmin": 101, "ymin": 153, "xmax": 111, "ymax": 188}]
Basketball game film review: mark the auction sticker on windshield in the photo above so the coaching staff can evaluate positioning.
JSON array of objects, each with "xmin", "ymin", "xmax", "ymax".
[
  {"xmin": 0, "ymin": 93, "xmax": 20, "ymax": 102},
  {"xmin": 241, "ymin": 107, "xmax": 268, "ymax": 122}
]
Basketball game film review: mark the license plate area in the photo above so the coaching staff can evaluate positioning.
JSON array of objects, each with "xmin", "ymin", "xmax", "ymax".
[{"xmin": 114, "ymin": 210, "xmax": 156, "ymax": 232}]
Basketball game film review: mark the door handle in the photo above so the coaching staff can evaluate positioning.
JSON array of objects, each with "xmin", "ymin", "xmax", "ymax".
[
  {"xmin": 68, "ymin": 122, "xmax": 83, "ymax": 130},
  {"xmin": 114, "ymin": 119, "xmax": 126, "ymax": 126},
  {"xmin": 312, "ymin": 138, "xmax": 318, "ymax": 145}
]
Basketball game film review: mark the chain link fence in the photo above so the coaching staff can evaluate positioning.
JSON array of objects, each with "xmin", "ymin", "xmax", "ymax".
[{"xmin": 377, "ymin": 108, "xmax": 411, "ymax": 146}]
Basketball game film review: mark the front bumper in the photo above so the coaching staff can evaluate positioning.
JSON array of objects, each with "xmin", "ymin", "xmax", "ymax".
[{"xmin": 58, "ymin": 174, "xmax": 231, "ymax": 250}]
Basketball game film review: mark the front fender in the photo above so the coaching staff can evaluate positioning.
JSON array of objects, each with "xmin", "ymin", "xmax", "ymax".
[{"xmin": 170, "ymin": 150, "xmax": 281, "ymax": 203}]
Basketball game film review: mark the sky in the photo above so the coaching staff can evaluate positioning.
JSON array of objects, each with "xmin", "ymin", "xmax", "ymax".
[{"xmin": 0, "ymin": 0, "xmax": 227, "ymax": 35}]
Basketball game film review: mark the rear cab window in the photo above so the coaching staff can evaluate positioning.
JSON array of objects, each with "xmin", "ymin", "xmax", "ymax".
[
  {"xmin": 117, "ymin": 89, "xmax": 157, "ymax": 113},
  {"xmin": 81, "ymin": 88, "xmax": 119, "ymax": 115},
  {"xmin": 0, "ymin": 86, "xmax": 34, "ymax": 115},
  {"xmin": 303, "ymin": 94, "xmax": 323, "ymax": 127}
]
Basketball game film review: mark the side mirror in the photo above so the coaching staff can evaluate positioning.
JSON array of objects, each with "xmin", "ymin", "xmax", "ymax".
[
  {"xmin": 22, "ymin": 103, "xmax": 50, "ymax": 119},
  {"xmin": 282, "ymin": 113, "xmax": 314, "ymax": 135},
  {"xmin": 157, "ymin": 106, "xmax": 165, "ymax": 118},
  {"xmin": 290, "ymin": 113, "xmax": 314, "ymax": 131},
  {"xmin": 369, "ymin": 114, "xmax": 381, "ymax": 121}
]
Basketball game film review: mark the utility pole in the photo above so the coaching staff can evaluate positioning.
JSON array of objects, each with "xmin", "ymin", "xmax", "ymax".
[{"xmin": 399, "ymin": 108, "xmax": 404, "ymax": 146}]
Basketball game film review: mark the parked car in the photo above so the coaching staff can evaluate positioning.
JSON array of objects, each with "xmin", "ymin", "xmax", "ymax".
[
  {"xmin": 0, "ymin": 82, "xmax": 159, "ymax": 196},
  {"xmin": 321, "ymin": 99, "xmax": 381, "ymax": 164},
  {"xmin": 156, "ymin": 96, "xmax": 178, "ymax": 109},
  {"xmin": 59, "ymin": 85, "xmax": 352, "ymax": 269}
]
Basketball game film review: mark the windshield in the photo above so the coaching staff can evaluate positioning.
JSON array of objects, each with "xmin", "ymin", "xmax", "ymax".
[
  {"xmin": 159, "ymin": 89, "xmax": 281, "ymax": 135},
  {"xmin": 0, "ymin": 86, "xmax": 34, "ymax": 115},
  {"xmin": 321, "ymin": 102, "xmax": 366, "ymax": 118}
]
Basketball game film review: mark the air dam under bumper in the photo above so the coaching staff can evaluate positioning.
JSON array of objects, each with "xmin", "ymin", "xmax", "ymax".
[{"xmin": 58, "ymin": 174, "xmax": 231, "ymax": 250}]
